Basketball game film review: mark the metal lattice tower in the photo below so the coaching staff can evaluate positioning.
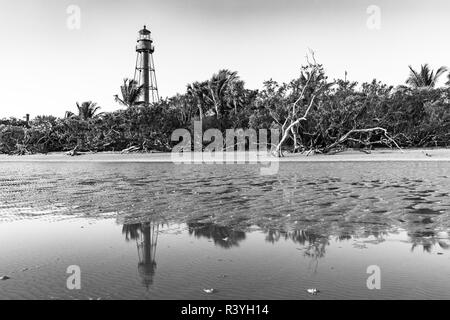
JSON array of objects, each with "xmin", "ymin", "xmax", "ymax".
[{"xmin": 134, "ymin": 25, "xmax": 159, "ymax": 106}]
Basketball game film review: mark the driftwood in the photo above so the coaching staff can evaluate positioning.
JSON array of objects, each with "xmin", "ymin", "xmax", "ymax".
[
  {"xmin": 274, "ymin": 96, "xmax": 316, "ymax": 157},
  {"xmin": 273, "ymin": 125, "xmax": 403, "ymax": 158},
  {"xmin": 323, "ymin": 127, "xmax": 403, "ymax": 153},
  {"xmin": 273, "ymin": 50, "xmax": 321, "ymax": 157},
  {"xmin": 8, "ymin": 144, "xmax": 32, "ymax": 156},
  {"xmin": 66, "ymin": 145, "xmax": 80, "ymax": 156},
  {"xmin": 121, "ymin": 145, "xmax": 140, "ymax": 154}
]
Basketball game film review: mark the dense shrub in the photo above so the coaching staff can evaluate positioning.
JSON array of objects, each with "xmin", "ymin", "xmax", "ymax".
[{"xmin": 1, "ymin": 69, "xmax": 449, "ymax": 155}]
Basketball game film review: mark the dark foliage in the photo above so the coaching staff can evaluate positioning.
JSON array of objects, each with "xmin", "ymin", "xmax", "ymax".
[{"xmin": 1, "ymin": 67, "xmax": 449, "ymax": 155}]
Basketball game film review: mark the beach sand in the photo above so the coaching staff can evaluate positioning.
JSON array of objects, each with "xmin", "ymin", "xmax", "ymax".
[{"xmin": 0, "ymin": 148, "xmax": 449, "ymax": 162}]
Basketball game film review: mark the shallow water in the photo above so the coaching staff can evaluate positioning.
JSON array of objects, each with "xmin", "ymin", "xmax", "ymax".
[{"xmin": 0, "ymin": 161, "xmax": 449, "ymax": 299}]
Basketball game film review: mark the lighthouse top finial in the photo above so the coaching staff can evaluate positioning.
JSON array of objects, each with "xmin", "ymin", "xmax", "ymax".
[{"xmin": 139, "ymin": 25, "xmax": 151, "ymax": 35}]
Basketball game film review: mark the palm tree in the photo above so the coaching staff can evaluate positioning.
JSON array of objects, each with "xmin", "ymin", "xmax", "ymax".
[
  {"xmin": 65, "ymin": 101, "xmax": 102, "ymax": 120},
  {"xmin": 169, "ymin": 93, "xmax": 196, "ymax": 126},
  {"xmin": 406, "ymin": 64, "xmax": 447, "ymax": 89},
  {"xmin": 77, "ymin": 101, "xmax": 102, "ymax": 120},
  {"xmin": 187, "ymin": 81, "xmax": 208, "ymax": 121},
  {"xmin": 186, "ymin": 70, "xmax": 241, "ymax": 121},
  {"xmin": 64, "ymin": 111, "xmax": 75, "ymax": 118},
  {"xmin": 208, "ymin": 69, "xmax": 239, "ymax": 119},
  {"xmin": 114, "ymin": 78, "xmax": 145, "ymax": 108}
]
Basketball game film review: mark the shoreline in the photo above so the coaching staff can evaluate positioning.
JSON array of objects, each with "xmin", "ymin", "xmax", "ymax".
[{"xmin": 0, "ymin": 148, "xmax": 449, "ymax": 162}]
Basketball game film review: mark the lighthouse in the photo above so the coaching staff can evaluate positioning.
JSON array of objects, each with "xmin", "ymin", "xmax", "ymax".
[{"xmin": 134, "ymin": 26, "xmax": 159, "ymax": 106}]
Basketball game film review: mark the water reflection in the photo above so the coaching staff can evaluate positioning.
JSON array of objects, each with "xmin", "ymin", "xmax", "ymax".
[
  {"xmin": 118, "ymin": 215, "xmax": 449, "ymax": 292},
  {"xmin": 187, "ymin": 220, "xmax": 246, "ymax": 248},
  {"xmin": 122, "ymin": 220, "xmax": 161, "ymax": 288},
  {"xmin": 409, "ymin": 231, "xmax": 450, "ymax": 253},
  {"xmin": 265, "ymin": 229, "xmax": 329, "ymax": 259}
]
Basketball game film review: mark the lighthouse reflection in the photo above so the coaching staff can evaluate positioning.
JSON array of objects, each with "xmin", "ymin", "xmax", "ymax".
[{"xmin": 122, "ymin": 219, "xmax": 161, "ymax": 289}]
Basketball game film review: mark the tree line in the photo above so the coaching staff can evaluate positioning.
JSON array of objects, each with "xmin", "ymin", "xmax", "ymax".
[{"xmin": 1, "ymin": 59, "xmax": 449, "ymax": 156}]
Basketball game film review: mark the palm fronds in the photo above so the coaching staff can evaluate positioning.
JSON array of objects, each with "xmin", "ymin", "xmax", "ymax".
[
  {"xmin": 406, "ymin": 64, "xmax": 448, "ymax": 88},
  {"xmin": 115, "ymin": 78, "xmax": 145, "ymax": 108},
  {"xmin": 76, "ymin": 101, "xmax": 102, "ymax": 120}
]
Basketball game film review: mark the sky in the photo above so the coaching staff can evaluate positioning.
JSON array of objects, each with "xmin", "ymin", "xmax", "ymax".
[{"xmin": 1, "ymin": 0, "xmax": 450, "ymax": 118}]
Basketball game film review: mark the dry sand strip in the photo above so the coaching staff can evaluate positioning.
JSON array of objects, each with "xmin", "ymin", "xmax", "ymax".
[{"xmin": 0, "ymin": 149, "xmax": 449, "ymax": 162}]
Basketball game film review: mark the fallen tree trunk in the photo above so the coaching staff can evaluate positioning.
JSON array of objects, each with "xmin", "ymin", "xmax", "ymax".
[
  {"xmin": 323, "ymin": 127, "xmax": 403, "ymax": 153},
  {"xmin": 121, "ymin": 145, "xmax": 140, "ymax": 154},
  {"xmin": 12, "ymin": 144, "xmax": 32, "ymax": 156}
]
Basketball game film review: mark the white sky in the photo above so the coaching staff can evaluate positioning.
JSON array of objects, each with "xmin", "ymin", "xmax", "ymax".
[{"xmin": 1, "ymin": 0, "xmax": 450, "ymax": 118}]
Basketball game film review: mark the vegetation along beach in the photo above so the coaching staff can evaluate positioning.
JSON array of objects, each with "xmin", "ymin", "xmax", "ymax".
[{"xmin": 1, "ymin": 61, "xmax": 450, "ymax": 156}]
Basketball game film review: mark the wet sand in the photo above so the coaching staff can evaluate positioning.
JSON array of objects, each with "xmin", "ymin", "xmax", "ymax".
[
  {"xmin": 1, "ymin": 219, "xmax": 449, "ymax": 300},
  {"xmin": 0, "ymin": 154, "xmax": 449, "ymax": 299}
]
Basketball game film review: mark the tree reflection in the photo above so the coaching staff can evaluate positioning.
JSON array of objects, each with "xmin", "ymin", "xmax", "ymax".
[
  {"xmin": 409, "ymin": 230, "xmax": 450, "ymax": 253},
  {"xmin": 120, "ymin": 211, "xmax": 449, "ymax": 289},
  {"xmin": 187, "ymin": 221, "xmax": 246, "ymax": 248},
  {"xmin": 265, "ymin": 228, "xmax": 329, "ymax": 270}
]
